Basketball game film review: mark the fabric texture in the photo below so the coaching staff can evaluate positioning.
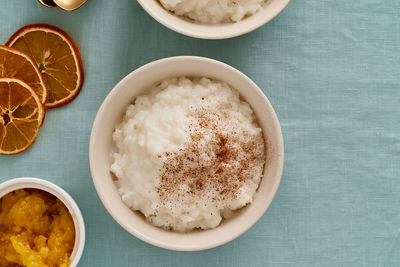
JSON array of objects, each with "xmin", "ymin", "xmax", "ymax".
[{"xmin": 0, "ymin": 0, "xmax": 399, "ymax": 266}]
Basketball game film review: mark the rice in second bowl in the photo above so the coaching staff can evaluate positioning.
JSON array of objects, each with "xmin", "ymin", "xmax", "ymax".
[
  {"xmin": 159, "ymin": 0, "xmax": 267, "ymax": 24},
  {"xmin": 110, "ymin": 77, "xmax": 266, "ymax": 232}
]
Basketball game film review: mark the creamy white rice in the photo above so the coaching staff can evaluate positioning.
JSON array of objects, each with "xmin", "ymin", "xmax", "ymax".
[
  {"xmin": 111, "ymin": 77, "xmax": 265, "ymax": 232},
  {"xmin": 159, "ymin": 0, "xmax": 267, "ymax": 24}
]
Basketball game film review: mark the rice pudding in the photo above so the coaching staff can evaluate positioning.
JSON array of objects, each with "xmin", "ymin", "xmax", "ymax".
[
  {"xmin": 159, "ymin": 0, "xmax": 267, "ymax": 24},
  {"xmin": 110, "ymin": 77, "xmax": 266, "ymax": 232}
]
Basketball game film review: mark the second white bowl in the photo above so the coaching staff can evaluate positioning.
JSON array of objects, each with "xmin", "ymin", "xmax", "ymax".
[{"xmin": 90, "ymin": 56, "xmax": 284, "ymax": 251}]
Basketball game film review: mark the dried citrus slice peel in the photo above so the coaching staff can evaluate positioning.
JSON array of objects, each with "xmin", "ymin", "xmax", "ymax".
[
  {"xmin": 7, "ymin": 24, "xmax": 84, "ymax": 108},
  {"xmin": 0, "ymin": 78, "xmax": 44, "ymax": 155},
  {"xmin": 0, "ymin": 45, "xmax": 47, "ymax": 104}
]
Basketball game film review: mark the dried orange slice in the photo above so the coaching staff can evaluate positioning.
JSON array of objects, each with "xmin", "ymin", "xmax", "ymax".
[
  {"xmin": 0, "ymin": 78, "xmax": 44, "ymax": 155},
  {"xmin": 7, "ymin": 24, "xmax": 84, "ymax": 108},
  {"xmin": 0, "ymin": 45, "xmax": 47, "ymax": 104}
]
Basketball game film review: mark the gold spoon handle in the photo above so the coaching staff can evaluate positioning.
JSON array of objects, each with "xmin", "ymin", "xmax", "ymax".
[
  {"xmin": 53, "ymin": 0, "xmax": 87, "ymax": 11},
  {"xmin": 38, "ymin": 0, "xmax": 87, "ymax": 11}
]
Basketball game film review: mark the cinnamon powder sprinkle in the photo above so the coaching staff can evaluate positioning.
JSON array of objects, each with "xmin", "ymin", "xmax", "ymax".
[{"xmin": 156, "ymin": 107, "xmax": 266, "ymax": 205}]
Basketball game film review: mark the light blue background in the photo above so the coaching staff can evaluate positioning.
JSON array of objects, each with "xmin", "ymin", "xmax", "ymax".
[{"xmin": 1, "ymin": 0, "xmax": 400, "ymax": 266}]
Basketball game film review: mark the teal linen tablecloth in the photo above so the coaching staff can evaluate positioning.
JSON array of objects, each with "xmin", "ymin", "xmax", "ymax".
[{"xmin": 1, "ymin": 0, "xmax": 400, "ymax": 266}]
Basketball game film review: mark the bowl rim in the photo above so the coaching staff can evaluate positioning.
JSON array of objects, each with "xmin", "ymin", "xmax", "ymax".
[
  {"xmin": 136, "ymin": 0, "xmax": 291, "ymax": 39},
  {"xmin": 0, "ymin": 177, "xmax": 85, "ymax": 266},
  {"xmin": 89, "ymin": 56, "xmax": 284, "ymax": 251}
]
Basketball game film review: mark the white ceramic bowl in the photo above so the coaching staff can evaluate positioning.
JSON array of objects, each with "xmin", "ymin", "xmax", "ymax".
[
  {"xmin": 0, "ymin": 177, "xmax": 85, "ymax": 266},
  {"xmin": 137, "ymin": 0, "xmax": 291, "ymax": 39},
  {"xmin": 90, "ymin": 56, "xmax": 284, "ymax": 251}
]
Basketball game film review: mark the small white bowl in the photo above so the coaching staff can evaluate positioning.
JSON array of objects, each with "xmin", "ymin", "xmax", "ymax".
[
  {"xmin": 90, "ymin": 56, "xmax": 284, "ymax": 251},
  {"xmin": 0, "ymin": 178, "xmax": 85, "ymax": 266},
  {"xmin": 137, "ymin": 0, "xmax": 291, "ymax": 39}
]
